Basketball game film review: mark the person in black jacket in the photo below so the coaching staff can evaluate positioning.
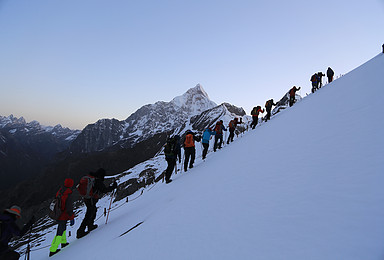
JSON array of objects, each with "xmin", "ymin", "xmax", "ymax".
[
  {"xmin": 264, "ymin": 99, "xmax": 276, "ymax": 122},
  {"xmin": 0, "ymin": 206, "xmax": 35, "ymax": 260},
  {"xmin": 163, "ymin": 136, "xmax": 181, "ymax": 183},
  {"xmin": 317, "ymin": 72, "xmax": 325, "ymax": 88},
  {"xmin": 76, "ymin": 168, "xmax": 117, "ymax": 239},
  {"xmin": 174, "ymin": 135, "xmax": 182, "ymax": 164},
  {"xmin": 327, "ymin": 67, "xmax": 334, "ymax": 83}
]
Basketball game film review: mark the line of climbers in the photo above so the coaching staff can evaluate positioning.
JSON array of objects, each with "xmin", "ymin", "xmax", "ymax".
[
  {"xmin": 0, "ymin": 64, "xmax": 339, "ymax": 259},
  {"xmin": 162, "ymin": 67, "xmax": 339, "ymax": 183},
  {"xmin": 163, "ymin": 117, "xmax": 245, "ymax": 183},
  {"xmin": 310, "ymin": 67, "xmax": 334, "ymax": 93}
]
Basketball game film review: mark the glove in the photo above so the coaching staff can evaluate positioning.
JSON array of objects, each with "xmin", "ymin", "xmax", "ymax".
[{"xmin": 70, "ymin": 219, "xmax": 75, "ymax": 226}]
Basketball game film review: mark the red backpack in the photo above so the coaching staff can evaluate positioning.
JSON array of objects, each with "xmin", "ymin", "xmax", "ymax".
[
  {"xmin": 77, "ymin": 175, "xmax": 95, "ymax": 199},
  {"xmin": 184, "ymin": 134, "xmax": 195, "ymax": 148},
  {"xmin": 214, "ymin": 123, "xmax": 222, "ymax": 134},
  {"xmin": 229, "ymin": 120, "xmax": 235, "ymax": 130}
]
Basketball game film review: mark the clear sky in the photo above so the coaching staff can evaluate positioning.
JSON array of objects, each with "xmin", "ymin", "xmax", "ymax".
[{"xmin": 0, "ymin": 0, "xmax": 383, "ymax": 130}]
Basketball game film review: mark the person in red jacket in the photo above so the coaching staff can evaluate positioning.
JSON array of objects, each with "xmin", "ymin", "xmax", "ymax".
[
  {"xmin": 227, "ymin": 117, "xmax": 242, "ymax": 144},
  {"xmin": 49, "ymin": 178, "xmax": 75, "ymax": 257},
  {"xmin": 289, "ymin": 86, "xmax": 301, "ymax": 107},
  {"xmin": 250, "ymin": 106, "xmax": 264, "ymax": 129}
]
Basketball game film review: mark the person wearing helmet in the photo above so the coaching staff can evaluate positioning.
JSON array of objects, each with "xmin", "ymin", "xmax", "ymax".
[{"xmin": 0, "ymin": 206, "xmax": 35, "ymax": 259}]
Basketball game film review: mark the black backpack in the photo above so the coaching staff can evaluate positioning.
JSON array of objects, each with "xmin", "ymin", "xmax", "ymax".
[{"xmin": 164, "ymin": 137, "xmax": 176, "ymax": 157}]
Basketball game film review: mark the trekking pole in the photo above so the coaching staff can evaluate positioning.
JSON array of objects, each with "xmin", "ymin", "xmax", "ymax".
[
  {"xmin": 174, "ymin": 160, "xmax": 177, "ymax": 175},
  {"xmin": 105, "ymin": 187, "xmax": 116, "ymax": 225},
  {"xmin": 25, "ymin": 222, "xmax": 33, "ymax": 260}
]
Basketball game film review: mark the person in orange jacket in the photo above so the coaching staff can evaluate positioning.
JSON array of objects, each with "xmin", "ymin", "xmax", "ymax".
[
  {"xmin": 250, "ymin": 106, "xmax": 264, "ymax": 129},
  {"xmin": 183, "ymin": 130, "xmax": 201, "ymax": 172},
  {"xmin": 49, "ymin": 178, "xmax": 75, "ymax": 257}
]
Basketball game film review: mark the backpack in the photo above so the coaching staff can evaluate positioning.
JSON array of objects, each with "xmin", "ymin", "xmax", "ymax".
[
  {"xmin": 77, "ymin": 175, "xmax": 95, "ymax": 199},
  {"xmin": 229, "ymin": 120, "xmax": 235, "ymax": 129},
  {"xmin": 214, "ymin": 123, "xmax": 222, "ymax": 135},
  {"xmin": 184, "ymin": 133, "xmax": 194, "ymax": 147},
  {"xmin": 164, "ymin": 137, "xmax": 176, "ymax": 157},
  {"xmin": 49, "ymin": 188, "xmax": 63, "ymax": 220},
  {"xmin": 311, "ymin": 74, "xmax": 317, "ymax": 82}
]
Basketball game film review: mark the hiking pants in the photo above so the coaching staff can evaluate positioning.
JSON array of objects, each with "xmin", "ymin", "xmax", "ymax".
[
  {"xmin": 202, "ymin": 143, "xmax": 209, "ymax": 159},
  {"xmin": 289, "ymin": 96, "xmax": 295, "ymax": 107},
  {"xmin": 184, "ymin": 147, "xmax": 195, "ymax": 171},
  {"xmin": 78, "ymin": 198, "xmax": 98, "ymax": 232},
  {"xmin": 227, "ymin": 130, "xmax": 235, "ymax": 143},
  {"xmin": 266, "ymin": 108, "xmax": 272, "ymax": 121},
  {"xmin": 56, "ymin": 220, "xmax": 67, "ymax": 236},
  {"xmin": 165, "ymin": 158, "xmax": 176, "ymax": 181},
  {"xmin": 328, "ymin": 76, "xmax": 333, "ymax": 83},
  {"xmin": 50, "ymin": 221, "xmax": 68, "ymax": 253},
  {"xmin": 250, "ymin": 116, "xmax": 259, "ymax": 129},
  {"xmin": 214, "ymin": 135, "xmax": 223, "ymax": 151}
]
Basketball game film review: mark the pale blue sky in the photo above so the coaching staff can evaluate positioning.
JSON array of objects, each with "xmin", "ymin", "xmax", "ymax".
[{"xmin": 1, "ymin": 0, "xmax": 383, "ymax": 129}]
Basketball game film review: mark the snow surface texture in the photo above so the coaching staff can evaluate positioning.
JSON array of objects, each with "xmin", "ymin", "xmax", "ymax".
[{"xmin": 23, "ymin": 54, "xmax": 384, "ymax": 259}]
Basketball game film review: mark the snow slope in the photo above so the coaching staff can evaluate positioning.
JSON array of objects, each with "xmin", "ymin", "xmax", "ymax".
[{"xmin": 25, "ymin": 54, "xmax": 384, "ymax": 259}]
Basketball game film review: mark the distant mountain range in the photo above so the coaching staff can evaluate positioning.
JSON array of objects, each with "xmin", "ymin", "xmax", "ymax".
[{"xmin": 0, "ymin": 115, "xmax": 80, "ymax": 190}]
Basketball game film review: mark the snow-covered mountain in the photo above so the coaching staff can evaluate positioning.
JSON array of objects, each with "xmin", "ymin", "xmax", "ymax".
[
  {"xmin": 69, "ymin": 84, "xmax": 246, "ymax": 154},
  {"xmin": 0, "ymin": 115, "xmax": 80, "ymax": 190},
  {"xmin": 16, "ymin": 53, "xmax": 384, "ymax": 260},
  {"xmin": 0, "ymin": 115, "xmax": 80, "ymax": 140}
]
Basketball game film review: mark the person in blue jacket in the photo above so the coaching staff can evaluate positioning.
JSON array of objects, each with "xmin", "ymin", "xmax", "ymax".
[{"xmin": 202, "ymin": 127, "xmax": 216, "ymax": 160}]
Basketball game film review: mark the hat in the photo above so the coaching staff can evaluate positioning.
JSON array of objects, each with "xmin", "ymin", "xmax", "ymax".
[
  {"xmin": 5, "ymin": 205, "xmax": 21, "ymax": 218},
  {"xmin": 64, "ymin": 178, "xmax": 74, "ymax": 188}
]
